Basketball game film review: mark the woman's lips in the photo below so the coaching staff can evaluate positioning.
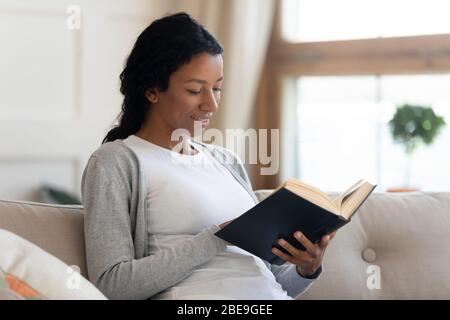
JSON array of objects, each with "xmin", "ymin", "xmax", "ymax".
[{"xmin": 190, "ymin": 116, "xmax": 210, "ymax": 126}]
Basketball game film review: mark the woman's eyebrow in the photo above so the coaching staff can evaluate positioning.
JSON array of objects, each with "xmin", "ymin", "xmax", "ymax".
[{"xmin": 183, "ymin": 76, "xmax": 224, "ymax": 84}]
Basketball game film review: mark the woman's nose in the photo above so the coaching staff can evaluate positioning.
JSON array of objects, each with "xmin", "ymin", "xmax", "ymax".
[{"xmin": 200, "ymin": 91, "xmax": 219, "ymax": 113}]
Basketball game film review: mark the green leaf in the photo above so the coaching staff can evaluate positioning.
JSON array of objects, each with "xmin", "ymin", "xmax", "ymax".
[{"xmin": 388, "ymin": 103, "xmax": 446, "ymax": 154}]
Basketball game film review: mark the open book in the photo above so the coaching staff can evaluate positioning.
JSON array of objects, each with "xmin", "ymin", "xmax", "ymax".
[
  {"xmin": 275, "ymin": 178, "xmax": 375, "ymax": 220},
  {"xmin": 215, "ymin": 179, "xmax": 376, "ymax": 265}
]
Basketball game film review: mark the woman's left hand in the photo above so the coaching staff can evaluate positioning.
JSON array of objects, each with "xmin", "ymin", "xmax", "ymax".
[{"xmin": 272, "ymin": 231, "xmax": 337, "ymax": 277}]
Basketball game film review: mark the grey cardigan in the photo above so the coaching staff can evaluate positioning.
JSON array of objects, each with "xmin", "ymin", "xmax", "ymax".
[{"xmin": 81, "ymin": 139, "xmax": 319, "ymax": 300}]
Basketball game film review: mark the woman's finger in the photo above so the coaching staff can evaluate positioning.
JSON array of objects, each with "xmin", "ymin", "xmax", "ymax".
[
  {"xmin": 272, "ymin": 247, "xmax": 295, "ymax": 264},
  {"xmin": 294, "ymin": 231, "xmax": 320, "ymax": 257},
  {"xmin": 319, "ymin": 231, "xmax": 337, "ymax": 249},
  {"xmin": 277, "ymin": 238, "xmax": 301, "ymax": 258},
  {"xmin": 329, "ymin": 231, "xmax": 337, "ymax": 240},
  {"xmin": 319, "ymin": 234, "xmax": 331, "ymax": 249}
]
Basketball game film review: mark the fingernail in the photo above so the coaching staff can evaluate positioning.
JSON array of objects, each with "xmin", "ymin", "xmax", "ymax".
[
  {"xmin": 295, "ymin": 232, "xmax": 302, "ymax": 239},
  {"xmin": 278, "ymin": 239, "xmax": 285, "ymax": 245}
]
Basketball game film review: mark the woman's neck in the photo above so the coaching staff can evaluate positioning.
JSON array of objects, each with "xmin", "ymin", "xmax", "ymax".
[{"xmin": 136, "ymin": 123, "xmax": 197, "ymax": 155}]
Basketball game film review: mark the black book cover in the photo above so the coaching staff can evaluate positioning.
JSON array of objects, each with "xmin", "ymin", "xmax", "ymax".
[{"xmin": 215, "ymin": 188, "xmax": 351, "ymax": 265}]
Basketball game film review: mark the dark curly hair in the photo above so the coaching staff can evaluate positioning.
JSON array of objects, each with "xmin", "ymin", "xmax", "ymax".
[{"xmin": 102, "ymin": 12, "xmax": 223, "ymax": 144}]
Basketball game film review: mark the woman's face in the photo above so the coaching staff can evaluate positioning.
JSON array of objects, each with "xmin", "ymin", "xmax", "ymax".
[{"xmin": 147, "ymin": 52, "xmax": 223, "ymax": 136}]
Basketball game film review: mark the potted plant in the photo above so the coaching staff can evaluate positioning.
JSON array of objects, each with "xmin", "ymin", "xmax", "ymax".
[{"xmin": 388, "ymin": 103, "xmax": 445, "ymax": 191}]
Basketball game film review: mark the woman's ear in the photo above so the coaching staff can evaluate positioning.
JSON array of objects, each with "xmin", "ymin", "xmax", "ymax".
[{"xmin": 145, "ymin": 89, "xmax": 159, "ymax": 104}]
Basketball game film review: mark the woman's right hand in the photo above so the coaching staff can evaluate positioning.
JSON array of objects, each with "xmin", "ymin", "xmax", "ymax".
[
  {"xmin": 218, "ymin": 220, "xmax": 233, "ymax": 229},
  {"xmin": 217, "ymin": 220, "xmax": 234, "ymax": 246}
]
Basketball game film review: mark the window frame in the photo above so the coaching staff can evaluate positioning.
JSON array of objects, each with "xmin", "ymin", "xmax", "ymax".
[
  {"xmin": 266, "ymin": 0, "xmax": 450, "ymax": 184},
  {"xmin": 270, "ymin": 0, "xmax": 450, "ymax": 76}
]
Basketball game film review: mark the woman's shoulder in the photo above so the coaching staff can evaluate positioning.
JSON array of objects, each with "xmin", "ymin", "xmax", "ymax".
[
  {"xmin": 81, "ymin": 140, "xmax": 141, "ymax": 197},
  {"xmin": 87, "ymin": 139, "xmax": 139, "ymax": 170}
]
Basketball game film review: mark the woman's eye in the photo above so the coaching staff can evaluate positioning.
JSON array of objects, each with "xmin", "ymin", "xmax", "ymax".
[{"xmin": 187, "ymin": 88, "xmax": 221, "ymax": 95}]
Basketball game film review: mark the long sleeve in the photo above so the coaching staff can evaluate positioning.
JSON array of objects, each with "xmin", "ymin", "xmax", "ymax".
[
  {"xmin": 263, "ymin": 261, "xmax": 322, "ymax": 298},
  {"xmin": 81, "ymin": 154, "xmax": 227, "ymax": 300}
]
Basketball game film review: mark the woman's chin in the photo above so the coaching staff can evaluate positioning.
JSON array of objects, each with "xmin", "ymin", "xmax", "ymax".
[
  {"xmin": 189, "ymin": 120, "xmax": 209, "ymax": 136},
  {"xmin": 190, "ymin": 127, "xmax": 205, "ymax": 138}
]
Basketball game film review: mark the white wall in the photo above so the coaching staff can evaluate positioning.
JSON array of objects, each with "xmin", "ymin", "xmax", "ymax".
[{"xmin": 0, "ymin": 0, "xmax": 176, "ymax": 202}]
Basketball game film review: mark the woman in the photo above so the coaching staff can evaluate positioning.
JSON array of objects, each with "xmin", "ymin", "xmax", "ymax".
[{"xmin": 81, "ymin": 12, "xmax": 335, "ymax": 300}]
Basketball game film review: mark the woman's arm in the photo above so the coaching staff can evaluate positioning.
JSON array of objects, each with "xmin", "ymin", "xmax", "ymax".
[
  {"xmin": 82, "ymin": 154, "xmax": 226, "ymax": 300},
  {"xmin": 263, "ymin": 261, "xmax": 321, "ymax": 298}
]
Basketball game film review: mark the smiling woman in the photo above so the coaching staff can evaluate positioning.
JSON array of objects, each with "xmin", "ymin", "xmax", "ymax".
[
  {"xmin": 102, "ymin": 12, "xmax": 224, "ymax": 149},
  {"xmin": 82, "ymin": 12, "xmax": 331, "ymax": 300},
  {"xmin": 135, "ymin": 52, "xmax": 224, "ymax": 146}
]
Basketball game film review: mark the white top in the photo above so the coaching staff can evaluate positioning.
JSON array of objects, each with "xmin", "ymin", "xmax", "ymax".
[{"xmin": 123, "ymin": 135, "xmax": 292, "ymax": 299}]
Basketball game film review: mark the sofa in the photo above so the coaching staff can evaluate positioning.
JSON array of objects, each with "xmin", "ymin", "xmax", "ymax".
[{"xmin": 1, "ymin": 191, "xmax": 450, "ymax": 299}]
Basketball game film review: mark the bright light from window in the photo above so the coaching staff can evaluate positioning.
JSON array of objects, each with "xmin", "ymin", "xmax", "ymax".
[
  {"xmin": 282, "ymin": 0, "xmax": 450, "ymax": 42},
  {"xmin": 295, "ymin": 74, "xmax": 450, "ymax": 192}
]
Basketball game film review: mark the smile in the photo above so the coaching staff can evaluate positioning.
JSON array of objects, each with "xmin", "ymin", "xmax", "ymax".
[
  {"xmin": 190, "ymin": 116, "xmax": 210, "ymax": 122},
  {"xmin": 190, "ymin": 116, "xmax": 210, "ymax": 127}
]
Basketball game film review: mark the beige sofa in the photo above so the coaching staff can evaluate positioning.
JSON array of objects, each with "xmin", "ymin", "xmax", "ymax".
[{"xmin": 1, "ymin": 191, "xmax": 450, "ymax": 299}]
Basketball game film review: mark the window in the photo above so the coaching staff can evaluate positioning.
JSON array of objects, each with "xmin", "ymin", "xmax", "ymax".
[
  {"xmin": 271, "ymin": 0, "xmax": 450, "ymax": 191},
  {"xmin": 282, "ymin": 0, "xmax": 450, "ymax": 42},
  {"xmin": 296, "ymin": 75, "xmax": 450, "ymax": 191}
]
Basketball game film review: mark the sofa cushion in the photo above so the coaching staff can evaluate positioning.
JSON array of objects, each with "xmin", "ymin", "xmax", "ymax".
[
  {"xmin": 254, "ymin": 190, "xmax": 450, "ymax": 299},
  {"xmin": 2, "ymin": 191, "xmax": 450, "ymax": 299},
  {"xmin": 0, "ymin": 229, "xmax": 106, "ymax": 299},
  {"xmin": 0, "ymin": 199, "xmax": 87, "ymax": 278},
  {"xmin": 0, "ymin": 268, "xmax": 38, "ymax": 300},
  {"xmin": 0, "ymin": 267, "xmax": 43, "ymax": 299}
]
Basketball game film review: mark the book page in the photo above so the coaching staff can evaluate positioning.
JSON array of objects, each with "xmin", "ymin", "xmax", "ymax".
[
  {"xmin": 334, "ymin": 179, "xmax": 364, "ymax": 210},
  {"xmin": 340, "ymin": 182, "xmax": 376, "ymax": 219},
  {"xmin": 283, "ymin": 179, "xmax": 339, "ymax": 214},
  {"xmin": 273, "ymin": 178, "xmax": 374, "ymax": 218}
]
